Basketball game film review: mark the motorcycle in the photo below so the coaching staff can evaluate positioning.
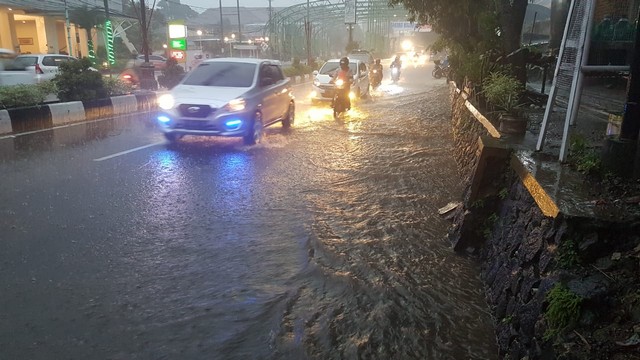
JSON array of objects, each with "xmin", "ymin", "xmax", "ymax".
[
  {"xmin": 432, "ymin": 59, "xmax": 450, "ymax": 79},
  {"xmin": 370, "ymin": 68, "xmax": 382, "ymax": 89},
  {"xmin": 331, "ymin": 77, "xmax": 351, "ymax": 120},
  {"xmin": 390, "ymin": 66, "xmax": 400, "ymax": 83}
]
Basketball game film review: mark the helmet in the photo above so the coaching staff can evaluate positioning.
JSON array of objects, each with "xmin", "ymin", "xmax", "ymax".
[
  {"xmin": 375, "ymin": 58, "xmax": 381, "ymax": 65},
  {"xmin": 339, "ymin": 56, "xmax": 349, "ymax": 69}
]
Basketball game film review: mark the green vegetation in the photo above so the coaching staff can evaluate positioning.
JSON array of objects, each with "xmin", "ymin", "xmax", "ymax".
[
  {"xmin": 54, "ymin": 58, "xmax": 107, "ymax": 102},
  {"xmin": 482, "ymin": 72, "xmax": 524, "ymax": 113},
  {"xmin": 283, "ymin": 58, "xmax": 315, "ymax": 77},
  {"xmin": 103, "ymin": 77, "xmax": 134, "ymax": 96},
  {"xmin": 0, "ymin": 82, "xmax": 56, "ymax": 109},
  {"xmin": 557, "ymin": 237, "xmax": 580, "ymax": 268},
  {"xmin": 158, "ymin": 58, "xmax": 186, "ymax": 89},
  {"xmin": 569, "ymin": 135, "xmax": 603, "ymax": 175},
  {"xmin": 483, "ymin": 213, "xmax": 499, "ymax": 239},
  {"xmin": 498, "ymin": 188, "xmax": 509, "ymax": 199},
  {"xmin": 544, "ymin": 284, "xmax": 583, "ymax": 340}
]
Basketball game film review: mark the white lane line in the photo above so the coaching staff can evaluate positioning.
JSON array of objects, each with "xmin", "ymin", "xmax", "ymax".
[{"xmin": 93, "ymin": 141, "xmax": 165, "ymax": 162}]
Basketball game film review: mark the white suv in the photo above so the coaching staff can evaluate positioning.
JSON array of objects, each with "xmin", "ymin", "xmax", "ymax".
[
  {"xmin": 310, "ymin": 58, "xmax": 370, "ymax": 104},
  {"xmin": 13, "ymin": 54, "xmax": 78, "ymax": 83}
]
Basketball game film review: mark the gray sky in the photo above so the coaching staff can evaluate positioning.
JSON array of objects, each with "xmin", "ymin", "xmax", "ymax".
[{"xmin": 181, "ymin": 0, "xmax": 306, "ymax": 11}]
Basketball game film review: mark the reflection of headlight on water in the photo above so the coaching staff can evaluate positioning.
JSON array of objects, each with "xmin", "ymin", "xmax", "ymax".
[
  {"xmin": 306, "ymin": 107, "xmax": 334, "ymax": 121},
  {"xmin": 378, "ymin": 83, "xmax": 405, "ymax": 95},
  {"xmin": 309, "ymin": 90, "xmax": 317, "ymax": 98},
  {"xmin": 349, "ymin": 92, "xmax": 355, "ymax": 100}
]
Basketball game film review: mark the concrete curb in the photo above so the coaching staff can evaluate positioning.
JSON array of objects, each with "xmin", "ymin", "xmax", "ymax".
[{"xmin": 0, "ymin": 92, "xmax": 157, "ymax": 135}]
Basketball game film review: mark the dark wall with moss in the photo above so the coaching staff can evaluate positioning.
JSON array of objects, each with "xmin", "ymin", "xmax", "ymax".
[{"xmin": 449, "ymin": 84, "xmax": 640, "ymax": 359}]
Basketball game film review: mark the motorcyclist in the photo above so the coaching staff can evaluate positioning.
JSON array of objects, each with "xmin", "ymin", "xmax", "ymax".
[
  {"xmin": 371, "ymin": 58, "xmax": 383, "ymax": 83},
  {"xmin": 332, "ymin": 56, "xmax": 353, "ymax": 110},
  {"xmin": 441, "ymin": 55, "xmax": 449, "ymax": 68},
  {"xmin": 390, "ymin": 55, "xmax": 402, "ymax": 78}
]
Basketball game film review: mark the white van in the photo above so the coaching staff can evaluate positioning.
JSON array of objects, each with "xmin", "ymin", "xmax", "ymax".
[{"xmin": 310, "ymin": 58, "xmax": 370, "ymax": 104}]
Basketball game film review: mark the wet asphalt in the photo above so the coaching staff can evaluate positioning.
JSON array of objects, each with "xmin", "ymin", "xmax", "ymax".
[{"xmin": 0, "ymin": 63, "xmax": 498, "ymax": 359}]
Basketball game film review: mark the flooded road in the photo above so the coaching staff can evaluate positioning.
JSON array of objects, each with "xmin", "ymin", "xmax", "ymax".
[{"xmin": 0, "ymin": 63, "xmax": 497, "ymax": 359}]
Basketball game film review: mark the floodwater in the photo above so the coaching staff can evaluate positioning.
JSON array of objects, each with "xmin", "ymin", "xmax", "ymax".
[{"xmin": 0, "ymin": 66, "xmax": 497, "ymax": 359}]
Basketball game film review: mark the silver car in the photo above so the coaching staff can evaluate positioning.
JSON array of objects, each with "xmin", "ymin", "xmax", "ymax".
[{"xmin": 156, "ymin": 58, "xmax": 295, "ymax": 145}]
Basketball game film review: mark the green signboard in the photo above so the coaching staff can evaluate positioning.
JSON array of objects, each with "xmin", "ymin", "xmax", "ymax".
[{"xmin": 170, "ymin": 39, "xmax": 187, "ymax": 50}]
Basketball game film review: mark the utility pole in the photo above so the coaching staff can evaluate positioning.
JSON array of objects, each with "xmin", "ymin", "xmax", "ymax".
[
  {"xmin": 306, "ymin": 0, "xmax": 311, "ymax": 65},
  {"xmin": 620, "ymin": 8, "xmax": 640, "ymax": 142},
  {"xmin": 64, "ymin": 0, "xmax": 73, "ymax": 56},
  {"xmin": 620, "ymin": 8, "xmax": 640, "ymax": 177},
  {"xmin": 219, "ymin": 0, "xmax": 224, "ymax": 42},
  {"xmin": 138, "ymin": 0, "xmax": 157, "ymax": 89},
  {"xmin": 236, "ymin": 0, "xmax": 242, "ymax": 42},
  {"xmin": 103, "ymin": 0, "xmax": 115, "ymax": 66}
]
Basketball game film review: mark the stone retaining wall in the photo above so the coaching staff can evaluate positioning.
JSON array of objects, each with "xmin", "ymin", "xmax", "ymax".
[{"xmin": 449, "ymin": 82, "xmax": 640, "ymax": 359}]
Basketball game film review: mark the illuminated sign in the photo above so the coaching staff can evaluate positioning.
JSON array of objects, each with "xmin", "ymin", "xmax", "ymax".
[
  {"xmin": 170, "ymin": 50, "xmax": 186, "ymax": 63},
  {"xmin": 169, "ymin": 23, "xmax": 186, "ymax": 38},
  {"xmin": 170, "ymin": 39, "xmax": 187, "ymax": 50}
]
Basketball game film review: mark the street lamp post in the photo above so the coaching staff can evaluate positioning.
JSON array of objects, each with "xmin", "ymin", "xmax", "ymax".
[
  {"xmin": 196, "ymin": 29, "xmax": 203, "ymax": 52},
  {"xmin": 231, "ymin": 33, "xmax": 235, "ymax": 57}
]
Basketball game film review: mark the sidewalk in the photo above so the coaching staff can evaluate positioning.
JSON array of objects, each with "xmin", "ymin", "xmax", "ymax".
[{"xmin": 525, "ymin": 78, "xmax": 628, "ymax": 154}]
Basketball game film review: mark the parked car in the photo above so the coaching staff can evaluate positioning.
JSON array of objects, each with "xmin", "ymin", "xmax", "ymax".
[
  {"xmin": 133, "ymin": 54, "xmax": 167, "ymax": 70},
  {"xmin": 156, "ymin": 58, "xmax": 295, "ymax": 145},
  {"xmin": 0, "ymin": 48, "xmax": 35, "ymax": 86},
  {"xmin": 347, "ymin": 49, "xmax": 375, "ymax": 65},
  {"xmin": 310, "ymin": 58, "xmax": 370, "ymax": 104},
  {"xmin": 13, "ymin": 54, "xmax": 78, "ymax": 83}
]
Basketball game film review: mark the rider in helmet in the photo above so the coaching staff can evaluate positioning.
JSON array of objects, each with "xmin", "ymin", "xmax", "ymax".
[
  {"xmin": 390, "ymin": 55, "xmax": 402, "ymax": 79},
  {"xmin": 333, "ymin": 56, "xmax": 354, "ymax": 109},
  {"xmin": 371, "ymin": 58, "xmax": 383, "ymax": 85},
  {"xmin": 391, "ymin": 55, "xmax": 402, "ymax": 69}
]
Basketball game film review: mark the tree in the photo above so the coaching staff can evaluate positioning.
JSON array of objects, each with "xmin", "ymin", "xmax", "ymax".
[
  {"xmin": 70, "ymin": 5, "xmax": 105, "ymax": 61},
  {"xmin": 386, "ymin": 0, "xmax": 531, "ymax": 84},
  {"xmin": 124, "ymin": 1, "xmax": 166, "ymax": 54},
  {"xmin": 156, "ymin": 0, "xmax": 198, "ymax": 20}
]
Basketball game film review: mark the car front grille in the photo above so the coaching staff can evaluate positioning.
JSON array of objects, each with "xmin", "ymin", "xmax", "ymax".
[
  {"xmin": 178, "ymin": 104, "xmax": 214, "ymax": 118},
  {"xmin": 173, "ymin": 120, "xmax": 220, "ymax": 131}
]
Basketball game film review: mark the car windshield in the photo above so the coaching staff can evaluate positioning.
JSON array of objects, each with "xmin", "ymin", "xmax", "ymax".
[
  {"xmin": 182, "ymin": 62, "xmax": 256, "ymax": 87},
  {"xmin": 349, "ymin": 54, "xmax": 371, "ymax": 63},
  {"xmin": 14, "ymin": 56, "xmax": 38, "ymax": 67},
  {"xmin": 319, "ymin": 62, "xmax": 357, "ymax": 75}
]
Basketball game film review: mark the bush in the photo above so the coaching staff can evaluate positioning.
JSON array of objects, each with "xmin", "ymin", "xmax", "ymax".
[
  {"xmin": 54, "ymin": 57, "xmax": 107, "ymax": 102},
  {"xmin": 158, "ymin": 58, "xmax": 185, "ymax": 89},
  {"xmin": 0, "ymin": 81, "xmax": 57, "ymax": 109},
  {"xmin": 103, "ymin": 77, "xmax": 134, "ymax": 96},
  {"xmin": 544, "ymin": 284, "xmax": 583, "ymax": 340},
  {"xmin": 283, "ymin": 65, "xmax": 313, "ymax": 77},
  {"xmin": 482, "ymin": 72, "xmax": 523, "ymax": 113}
]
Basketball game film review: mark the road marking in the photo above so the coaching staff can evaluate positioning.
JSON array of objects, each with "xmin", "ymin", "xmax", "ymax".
[{"xmin": 93, "ymin": 141, "xmax": 165, "ymax": 162}]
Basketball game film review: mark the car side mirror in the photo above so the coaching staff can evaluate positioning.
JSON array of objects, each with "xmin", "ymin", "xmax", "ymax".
[
  {"xmin": 312, "ymin": 70, "xmax": 318, "ymax": 76},
  {"xmin": 261, "ymin": 77, "xmax": 274, "ymax": 86}
]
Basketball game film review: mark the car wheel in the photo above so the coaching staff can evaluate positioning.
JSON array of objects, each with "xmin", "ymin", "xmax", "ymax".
[
  {"xmin": 243, "ymin": 112, "xmax": 264, "ymax": 145},
  {"xmin": 164, "ymin": 133, "xmax": 179, "ymax": 142},
  {"xmin": 282, "ymin": 102, "xmax": 295, "ymax": 128}
]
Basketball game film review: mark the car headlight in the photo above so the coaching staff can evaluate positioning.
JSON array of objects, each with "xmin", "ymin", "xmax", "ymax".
[
  {"xmin": 158, "ymin": 94, "xmax": 175, "ymax": 110},
  {"xmin": 224, "ymin": 98, "xmax": 246, "ymax": 112},
  {"xmin": 313, "ymin": 79, "xmax": 320, "ymax": 87}
]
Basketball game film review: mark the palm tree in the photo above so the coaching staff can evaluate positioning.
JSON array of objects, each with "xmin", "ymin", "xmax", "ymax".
[{"xmin": 70, "ymin": 5, "xmax": 105, "ymax": 62}]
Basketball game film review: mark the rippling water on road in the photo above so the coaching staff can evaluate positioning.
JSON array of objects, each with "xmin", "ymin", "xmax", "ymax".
[
  {"xmin": 0, "ymin": 71, "xmax": 497, "ymax": 359},
  {"xmin": 263, "ymin": 84, "xmax": 497, "ymax": 359}
]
